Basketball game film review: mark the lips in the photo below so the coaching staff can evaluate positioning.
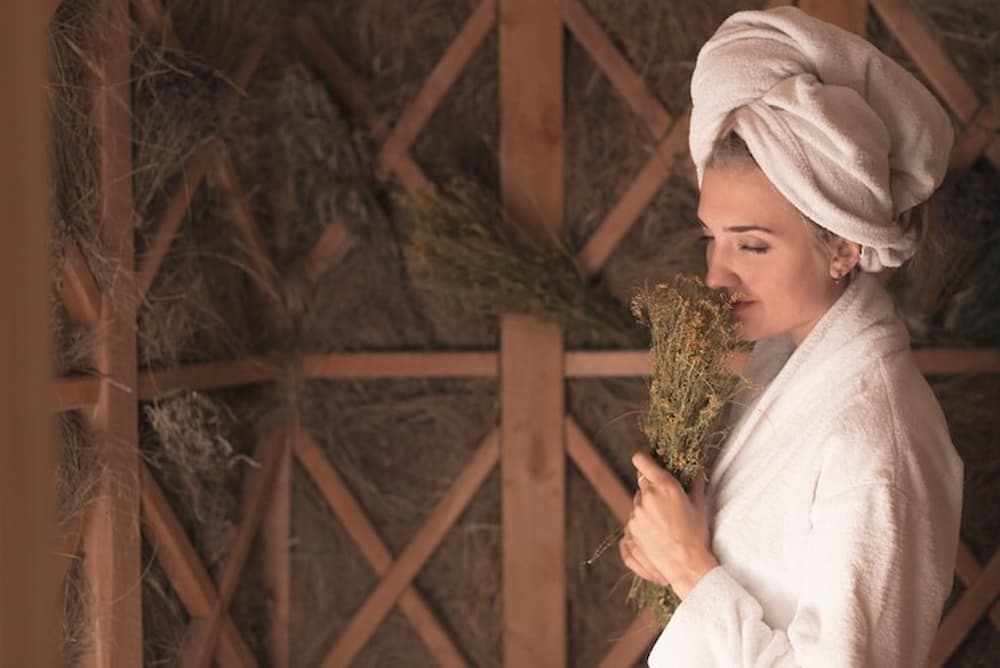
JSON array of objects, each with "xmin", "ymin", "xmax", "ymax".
[{"xmin": 731, "ymin": 300, "xmax": 754, "ymax": 314}]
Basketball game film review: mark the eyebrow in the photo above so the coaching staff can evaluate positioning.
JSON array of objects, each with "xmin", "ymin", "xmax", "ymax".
[{"xmin": 699, "ymin": 222, "xmax": 775, "ymax": 234}]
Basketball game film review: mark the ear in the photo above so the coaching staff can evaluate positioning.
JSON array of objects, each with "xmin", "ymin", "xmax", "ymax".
[{"xmin": 828, "ymin": 237, "xmax": 861, "ymax": 279}]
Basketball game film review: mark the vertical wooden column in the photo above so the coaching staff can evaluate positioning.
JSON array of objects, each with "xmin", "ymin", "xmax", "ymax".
[
  {"xmin": 499, "ymin": 1, "xmax": 566, "ymax": 666},
  {"xmin": 84, "ymin": 1, "xmax": 143, "ymax": 665},
  {"xmin": 263, "ymin": 428, "xmax": 293, "ymax": 668},
  {"xmin": 0, "ymin": 2, "xmax": 56, "ymax": 667}
]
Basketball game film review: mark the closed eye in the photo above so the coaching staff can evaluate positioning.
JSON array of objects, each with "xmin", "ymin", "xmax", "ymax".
[{"xmin": 740, "ymin": 244, "xmax": 769, "ymax": 254}]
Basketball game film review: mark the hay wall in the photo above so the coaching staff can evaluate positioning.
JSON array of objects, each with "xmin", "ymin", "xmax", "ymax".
[{"xmin": 48, "ymin": 0, "xmax": 999, "ymax": 666}]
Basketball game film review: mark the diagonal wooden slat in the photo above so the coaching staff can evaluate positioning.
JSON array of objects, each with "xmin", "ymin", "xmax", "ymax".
[
  {"xmin": 140, "ymin": 462, "xmax": 257, "ymax": 666},
  {"xmin": 597, "ymin": 609, "xmax": 659, "ymax": 668},
  {"xmin": 136, "ymin": 140, "xmax": 216, "ymax": 299},
  {"xmin": 562, "ymin": 0, "xmax": 672, "ymax": 139},
  {"xmin": 949, "ymin": 96, "xmax": 1000, "ymax": 170},
  {"xmin": 322, "ymin": 430, "xmax": 499, "ymax": 667},
  {"xmin": 60, "ymin": 238, "xmax": 102, "ymax": 327},
  {"xmin": 134, "ymin": 32, "xmax": 267, "ymax": 302},
  {"xmin": 565, "ymin": 416, "xmax": 631, "ymax": 523},
  {"xmin": 53, "ymin": 376, "xmax": 102, "ymax": 412},
  {"xmin": 293, "ymin": 16, "xmax": 432, "ymax": 193},
  {"xmin": 576, "ymin": 110, "xmax": 691, "ymax": 275},
  {"xmin": 375, "ymin": 0, "xmax": 497, "ymax": 180},
  {"xmin": 305, "ymin": 216, "xmax": 349, "ymax": 283},
  {"xmin": 869, "ymin": 0, "xmax": 979, "ymax": 124},
  {"xmin": 295, "ymin": 428, "xmax": 468, "ymax": 667},
  {"xmin": 929, "ymin": 548, "xmax": 1000, "ymax": 666},
  {"xmin": 799, "ymin": 0, "xmax": 867, "ymax": 36},
  {"xmin": 182, "ymin": 430, "xmax": 286, "ymax": 668},
  {"xmin": 955, "ymin": 541, "xmax": 1000, "ymax": 630}
]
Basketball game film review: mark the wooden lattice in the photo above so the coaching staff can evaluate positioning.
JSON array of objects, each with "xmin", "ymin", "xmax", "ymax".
[{"xmin": 47, "ymin": 0, "xmax": 1000, "ymax": 666}]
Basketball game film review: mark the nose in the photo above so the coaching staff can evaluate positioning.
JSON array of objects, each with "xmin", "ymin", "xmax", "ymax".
[{"xmin": 704, "ymin": 244, "xmax": 739, "ymax": 291}]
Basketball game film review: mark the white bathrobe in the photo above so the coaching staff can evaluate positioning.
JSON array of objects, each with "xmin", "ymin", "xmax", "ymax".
[{"xmin": 647, "ymin": 273, "xmax": 964, "ymax": 667}]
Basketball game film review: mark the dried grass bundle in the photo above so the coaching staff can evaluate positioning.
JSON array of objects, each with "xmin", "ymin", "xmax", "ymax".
[
  {"xmin": 400, "ymin": 177, "xmax": 642, "ymax": 348},
  {"xmin": 627, "ymin": 274, "xmax": 741, "ymax": 622}
]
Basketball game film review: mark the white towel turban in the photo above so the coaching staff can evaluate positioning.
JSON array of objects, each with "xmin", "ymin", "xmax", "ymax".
[{"xmin": 689, "ymin": 6, "xmax": 954, "ymax": 271}]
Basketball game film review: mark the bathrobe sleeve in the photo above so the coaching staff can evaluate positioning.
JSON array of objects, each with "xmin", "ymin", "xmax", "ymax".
[{"xmin": 648, "ymin": 481, "xmax": 951, "ymax": 667}]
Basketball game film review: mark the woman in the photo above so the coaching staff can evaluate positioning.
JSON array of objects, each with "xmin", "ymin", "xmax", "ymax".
[{"xmin": 619, "ymin": 7, "xmax": 964, "ymax": 666}]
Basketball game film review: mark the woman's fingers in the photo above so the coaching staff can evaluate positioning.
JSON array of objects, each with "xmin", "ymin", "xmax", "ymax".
[{"xmin": 620, "ymin": 530, "xmax": 667, "ymax": 586}]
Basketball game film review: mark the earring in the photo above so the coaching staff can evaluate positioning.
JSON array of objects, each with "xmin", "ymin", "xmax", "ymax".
[{"xmin": 832, "ymin": 271, "xmax": 843, "ymax": 285}]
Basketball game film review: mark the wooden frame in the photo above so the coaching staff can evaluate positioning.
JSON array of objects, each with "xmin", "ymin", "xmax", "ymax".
[{"xmin": 47, "ymin": 0, "xmax": 1000, "ymax": 665}]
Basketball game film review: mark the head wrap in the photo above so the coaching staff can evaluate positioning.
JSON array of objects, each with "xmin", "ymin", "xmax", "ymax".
[{"xmin": 689, "ymin": 6, "xmax": 953, "ymax": 271}]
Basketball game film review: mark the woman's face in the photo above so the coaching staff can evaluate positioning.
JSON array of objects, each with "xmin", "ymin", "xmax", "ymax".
[{"xmin": 697, "ymin": 165, "xmax": 844, "ymax": 344}]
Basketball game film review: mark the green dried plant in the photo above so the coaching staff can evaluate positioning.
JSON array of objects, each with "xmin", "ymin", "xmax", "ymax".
[
  {"xmin": 627, "ymin": 274, "xmax": 742, "ymax": 624},
  {"xmin": 399, "ymin": 177, "xmax": 643, "ymax": 348}
]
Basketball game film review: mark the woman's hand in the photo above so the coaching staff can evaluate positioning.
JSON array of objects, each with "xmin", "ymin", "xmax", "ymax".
[{"xmin": 619, "ymin": 451, "xmax": 719, "ymax": 599}]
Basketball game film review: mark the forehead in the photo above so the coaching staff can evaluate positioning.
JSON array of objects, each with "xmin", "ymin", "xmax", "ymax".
[{"xmin": 697, "ymin": 166, "xmax": 803, "ymax": 232}]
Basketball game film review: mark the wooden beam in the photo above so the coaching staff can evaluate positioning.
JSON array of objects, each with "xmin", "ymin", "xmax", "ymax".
[
  {"xmin": 321, "ymin": 432, "xmax": 499, "ymax": 667},
  {"xmin": 949, "ymin": 96, "xmax": 1000, "ymax": 171},
  {"xmin": 84, "ymin": 1, "xmax": 143, "ymax": 664},
  {"xmin": 500, "ymin": 317, "xmax": 566, "ymax": 668},
  {"xmin": 928, "ymin": 549, "xmax": 1000, "ymax": 666},
  {"xmin": 301, "ymin": 351, "xmax": 499, "ymax": 379},
  {"xmin": 869, "ymin": 0, "xmax": 980, "ymax": 124},
  {"xmin": 138, "ymin": 356, "xmax": 282, "ymax": 400},
  {"xmin": 954, "ymin": 541, "xmax": 1000, "ymax": 630},
  {"xmin": 562, "ymin": 0, "xmax": 672, "ymax": 138},
  {"xmin": 295, "ymin": 429, "xmax": 469, "ymax": 667},
  {"xmin": 565, "ymin": 417, "xmax": 631, "ymax": 523},
  {"xmin": 375, "ymin": 0, "xmax": 497, "ymax": 180},
  {"xmin": 262, "ymin": 433, "xmax": 293, "ymax": 668},
  {"xmin": 576, "ymin": 111, "xmax": 691, "ymax": 275},
  {"xmin": 136, "ymin": 140, "xmax": 216, "ymax": 299},
  {"xmin": 54, "ymin": 376, "xmax": 102, "ymax": 411},
  {"xmin": 305, "ymin": 216, "xmax": 349, "ymax": 283},
  {"xmin": 140, "ymin": 463, "xmax": 259, "ymax": 666},
  {"xmin": 0, "ymin": 0, "xmax": 56, "ymax": 663},
  {"xmin": 61, "ymin": 238, "xmax": 103, "ymax": 327},
  {"xmin": 798, "ymin": 0, "xmax": 867, "ymax": 37},
  {"xmin": 565, "ymin": 351, "xmax": 650, "ymax": 378},
  {"xmin": 597, "ymin": 610, "xmax": 659, "ymax": 668},
  {"xmin": 913, "ymin": 348, "xmax": 1000, "ymax": 375},
  {"xmin": 293, "ymin": 17, "xmax": 433, "ymax": 193},
  {"xmin": 183, "ymin": 430, "xmax": 285, "ymax": 668}
]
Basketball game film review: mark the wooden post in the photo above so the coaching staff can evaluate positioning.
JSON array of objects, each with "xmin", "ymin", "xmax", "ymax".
[
  {"xmin": 262, "ymin": 430, "xmax": 293, "ymax": 668},
  {"xmin": 0, "ymin": 1, "xmax": 56, "ymax": 666},
  {"xmin": 499, "ymin": 1, "xmax": 566, "ymax": 665},
  {"xmin": 84, "ymin": 0, "xmax": 143, "ymax": 665}
]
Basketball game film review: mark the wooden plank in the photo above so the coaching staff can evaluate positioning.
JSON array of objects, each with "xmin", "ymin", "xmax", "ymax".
[
  {"xmin": 61, "ymin": 238, "xmax": 103, "ymax": 327},
  {"xmin": 301, "ymin": 351, "xmax": 499, "ymax": 379},
  {"xmin": 305, "ymin": 216, "xmax": 349, "ymax": 283},
  {"xmin": 262, "ymin": 434, "xmax": 293, "ymax": 668},
  {"xmin": 210, "ymin": 152, "xmax": 281, "ymax": 304},
  {"xmin": 138, "ymin": 356, "xmax": 282, "ymax": 400},
  {"xmin": 183, "ymin": 430, "xmax": 285, "ymax": 668},
  {"xmin": 913, "ymin": 348, "xmax": 1000, "ymax": 375},
  {"xmin": 140, "ymin": 464, "xmax": 258, "ymax": 665},
  {"xmin": 928, "ymin": 549, "xmax": 1000, "ymax": 666},
  {"xmin": 54, "ymin": 376, "xmax": 102, "ymax": 411},
  {"xmin": 562, "ymin": 0, "xmax": 671, "ymax": 138},
  {"xmin": 376, "ymin": 0, "xmax": 497, "ymax": 180},
  {"xmin": 136, "ymin": 140, "xmax": 216, "ymax": 299},
  {"xmin": 565, "ymin": 351, "xmax": 650, "ymax": 378},
  {"xmin": 565, "ymin": 417, "xmax": 631, "ymax": 523},
  {"xmin": 321, "ymin": 432, "xmax": 499, "ymax": 667},
  {"xmin": 597, "ymin": 610, "xmax": 659, "ymax": 668},
  {"xmin": 869, "ymin": 0, "xmax": 979, "ymax": 124},
  {"xmin": 954, "ymin": 542, "xmax": 1000, "ymax": 630},
  {"xmin": 949, "ymin": 97, "xmax": 1000, "ymax": 171},
  {"xmin": 500, "ymin": 316, "xmax": 566, "ymax": 668},
  {"xmin": 577, "ymin": 111, "xmax": 690, "ymax": 275},
  {"xmin": 0, "ymin": 1, "xmax": 55, "ymax": 661},
  {"xmin": 83, "ymin": 1, "xmax": 143, "ymax": 663},
  {"xmin": 293, "ymin": 17, "xmax": 433, "ymax": 193},
  {"xmin": 295, "ymin": 429, "xmax": 470, "ymax": 667},
  {"xmin": 798, "ymin": 0, "xmax": 867, "ymax": 36}
]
